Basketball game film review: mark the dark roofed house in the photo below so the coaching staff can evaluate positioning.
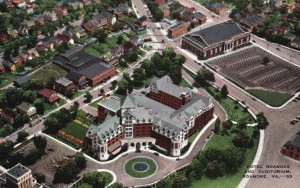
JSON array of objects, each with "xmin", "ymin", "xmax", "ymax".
[
  {"xmin": 54, "ymin": 46, "xmax": 116, "ymax": 87},
  {"xmin": 0, "ymin": 108, "xmax": 16, "ymax": 124},
  {"xmin": 138, "ymin": 15, "xmax": 147, "ymax": 27},
  {"xmin": 281, "ymin": 132, "xmax": 300, "ymax": 161},
  {"xmin": 209, "ymin": 2, "xmax": 228, "ymax": 15},
  {"xmin": 66, "ymin": 70, "xmax": 89, "ymax": 89},
  {"xmin": 54, "ymin": 77, "xmax": 76, "ymax": 96},
  {"xmin": 240, "ymin": 15, "xmax": 264, "ymax": 30},
  {"xmin": 168, "ymin": 22, "xmax": 190, "ymax": 38},
  {"xmin": 38, "ymin": 88, "xmax": 59, "ymax": 103},
  {"xmin": 14, "ymin": 75, "xmax": 31, "ymax": 87},
  {"xmin": 182, "ymin": 21, "xmax": 251, "ymax": 58}
]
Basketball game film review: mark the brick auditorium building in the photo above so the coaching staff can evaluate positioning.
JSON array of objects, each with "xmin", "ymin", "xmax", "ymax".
[
  {"xmin": 281, "ymin": 132, "xmax": 300, "ymax": 161},
  {"xmin": 87, "ymin": 76, "xmax": 214, "ymax": 160},
  {"xmin": 181, "ymin": 21, "xmax": 251, "ymax": 58}
]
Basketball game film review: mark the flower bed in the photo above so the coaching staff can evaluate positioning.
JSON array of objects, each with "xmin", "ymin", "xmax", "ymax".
[{"xmin": 58, "ymin": 130, "xmax": 83, "ymax": 145}]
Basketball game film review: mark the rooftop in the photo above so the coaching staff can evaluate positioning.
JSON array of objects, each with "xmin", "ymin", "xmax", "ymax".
[
  {"xmin": 98, "ymin": 96, "xmax": 121, "ymax": 113},
  {"xmin": 56, "ymin": 77, "xmax": 73, "ymax": 86},
  {"xmin": 7, "ymin": 164, "xmax": 30, "ymax": 179},
  {"xmin": 183, "ymin": 21, "xmax": 246, "ymax": 48},
  {"xmin": 17, "ymin": 102, "xmax": 34, "ymax": 112}
]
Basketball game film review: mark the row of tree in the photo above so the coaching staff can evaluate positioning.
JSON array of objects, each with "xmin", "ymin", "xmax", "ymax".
[
  {"xmin": 53, "ymin": 152, "xmax": 86, "ymax": 183},
  {"xmin": 44, "ymin": 103, "xmax": 79, "ymax": 134}
]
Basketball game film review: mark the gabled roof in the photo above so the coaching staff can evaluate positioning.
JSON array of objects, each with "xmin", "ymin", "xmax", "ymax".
[
  {"xmin": 184, "ymin": 21, "xmax": 247, "ymax": 48},
  {"xmin": 17, "ymin": 102, "xmax": 35, "ymax": 112},
  {"xmin": 38, "ymin": 88, "xmax": 56, "ymax": 98}
]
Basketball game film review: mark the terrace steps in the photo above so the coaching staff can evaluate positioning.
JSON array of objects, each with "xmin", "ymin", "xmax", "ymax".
[
  {"xmin": 252, "ymin": 68, "xmax": 289, "ymax": 85},
  {"xmin": 239, "ymin": 62, "xmax": 275, "ymax": 77}
]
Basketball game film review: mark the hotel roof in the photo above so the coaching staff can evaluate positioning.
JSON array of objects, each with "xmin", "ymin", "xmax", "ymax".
[
  {"xmin": 98, "ymin": 96, "xmax": 121, "ymax": 113},
  {"xmin": 183, "ymin": 21, "xmax": 246, "ymax": 48}
]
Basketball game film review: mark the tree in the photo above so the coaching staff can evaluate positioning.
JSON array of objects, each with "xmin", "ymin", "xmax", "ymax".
[
  {"xmin": 54, "ymin": 160, "xmax": 79, "ymax": 183},
  {"xmin": 33, "ymin": 172, "xmax": 46, "ymax": 183},
  {"xmin": 0, "ymin": 140, "xmax": 14, "ymax": 160},
  {"xmin": 205, "ymin": 160, "xmax": 225, "ymax": 178},
  {"xmin": 214, "ymin": 118, "xmax": 221, "ymax": 134},
  {"xmin": 172, "ymin": 174, "xmax": 190, "ymax": 188},
  {"xmin": 34, "ymin": 98, "xmax": 45, "ymax": 115},
  {"xmin": 237, "ymin": 120, "xmax": 247, "ymax": 130},
  {"xmin": 8, "ymin": 152, "xmax": 24, "ymax": 166},
  {"xmin": 0, "ymin": 124, "xmax": 14, "ymax": 137},
  {"xmin": 256, "ymin": 112, "xmax": 269, "ymax": 129},
  {"xmin": 95, "ymin": 29, "xmax": 108, "ymax": 43},
  {"xmin": 111, "ymin": 80, "xmax": 118, "ymax": 89},
  {"xmin": 222, "ymin": 120, "xmax": 233, "ymax": 130},
  {"xmin": 117, "ymin": 35, "xmax": 124, "ymax": 44},
  {"xmin": 221, "ymin": 85, "xmax": 229, "ymax": 98},
  {"xmin": 14, "ymin": 113, "xmax": 30, "ymax": 128},
  {"xmin": 33, "ymin": 136, "xmax": 47, "ymax": 154},
  {"xmin": 110, "ymin": 183, "xmax": 124, "ymax": 188},
  {"xmin": 23, "ymin": 149, "xmax": 40, "ymax": 165},
  {"xmin": 262, "ymin": 56, "xmax": 270, "ymax": 65},
  {"xmin": 84, "ymin": 91, "xmax": 93, "ymax": 103},
  {"xmin": 75, "ymin": 152, "xmax": 86, "ymax": 169},
  {"xmin": 17, "ymin": 131, "xmax": 29, "ymax": 143},
  {"xmin": 44, "ymin": 115, "xmax": 61, "ymax": 133},
  {"xmin": 232, "ymin": 131, "xmax": 250, "ymax": 148}
]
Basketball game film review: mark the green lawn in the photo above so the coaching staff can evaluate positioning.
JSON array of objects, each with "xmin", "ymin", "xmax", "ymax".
[
  {"xmin": 247, "ymin": 89, "xmax": 293, "ymax": 107},
  {"xmin": 124, "ymin": 157, "xmax": 157, "ymax": 178},
  {"xmin": 188, "ymin": 130, "xmax": 199, "ymax": 144},
  {"xmin": 180, "ymin": 79, "xmax": 193, "ymax": 88},
  {"xmin": 44, "ymin": 98, "xmax": 66, "ymax": 113},
  {"xmin": 192, "ymin": 127, "xmax": 259, "ymax": 188},
  {"xmin": 71, "ymin": 87, "xmax": 92, "ymax": 100},
  {"xmin": 89, "ymin": 98, "xmax": 101, "ymax": 108},
  {"xmin": 31, "ymin": 63, "xmax": 67, "ymax": 83},
  {"xmin": 85, "ymin": 33, "xmax": 129, "ymax": 58},
  {"xmin": 0, "ymin": 73, "xmax": 16, "ymax": 88},
  {"xmin": 207, "ymin": 86, "xmax": 255, "ymax": 123},
  {"xmin": 61, "ymin": 121, "xmax": 88, "ymax": 141}
]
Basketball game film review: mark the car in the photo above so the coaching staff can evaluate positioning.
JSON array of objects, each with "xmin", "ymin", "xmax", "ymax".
[
  {"xmin": 290, "ymin": 121, "xmax": 295, "ymax": 125},
  {"xmin": 252, "ymin": 40, "xmax": 256, "ymax": 43},
  {"xmin": 154, "ymin": 152, "xmax": 159, "ymax": 156},
  {"xmin": 276, "ymin": 47, "xmax": 280, "ymax": 51},
  {"xmin": 296, "ymin": 116, "xmax": 300, "ymax": 120},
  {"xmin": 294, "ymin": 119, "xmax": 299, "ymax": 123}
]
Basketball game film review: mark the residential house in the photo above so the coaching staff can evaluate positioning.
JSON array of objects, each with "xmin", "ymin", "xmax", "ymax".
[
  {"xmin": 138, "ymin": 15, "xmax": 147, "ymax": 27},
  {"xmin": 66, "ymin": 70, "xmax": 89, "ymax": 89},
  {"xmin": 17, "ymin": 102, "xmax": 36, "ymax": 117},
  {"xmin": 0, "ymin": 60, "xmax": 6, "ymax": 74},
  {"xmin": 81, "ymin": 0, "xmax": 92, "ymax": 6},
  {"xmin": 32, "ymin": 14, "xmax": 45, "ymax": 25},
  {"xmin": 0, "ymin": 33, "xmax": 9, "ymax": 43},
  {"xmin": 160, "ymin": 4, "xmax": 170, "ymax": 17},
  {"xmin": 182, "ymin": 8, "xmax": 207, "ymax": 26},
  {"xmin": 285, "ymin": 0, "xmax": 296, "ymax": 13},
  {"xmin": 54, "ymin": 77, "xmax": 76, "ymax": 96},
  {"xmin": 7, "ymin": 29, "xmax": 18, "ymax": 38},
  {"xmin": 209, "ymin": 2, "xmax": 228, "ymax": 15},
  {"xmin": 43, "ymin": 11, "xmax": 57, "ymax": 22},
  {"xmin": 168, "ymin": 21, "xmax": 190, "ymax": 38},
  {"xmin": 38, "ymin": 88, "xmax": 59, "ymax": 103},
  {"xmin": 68, "ymin": 0, "xmax": 83, "ymax": 10},
  {"xmin": 82, "ymin": 11, "xmax": 113, "ymax": 33},
  {"xmin": 239, "ymin": 14, "xmax": 265, "ymax": 30},
  {"xmin": 14, "ymin": 75, "xmax": 31, "ymax": 87},
  {"xmin": 53, "ymin": 5, "xmax": 68, "ymax": 17},
  {"xmin": 57, "ymin": 32, "xmax": 75, "ymax": 45},
  {"xmin": 35, "ymin": 37, "xmax": 60, "ymax": 51},
  {"xmin": 0, "ymin": 108, "xmax": 16, "ymax": 124}
]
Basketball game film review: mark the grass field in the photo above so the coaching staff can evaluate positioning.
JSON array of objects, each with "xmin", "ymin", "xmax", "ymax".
[
  {"xmin": 0, "ymin": 73, "xmax": 16, "ymax": 88},
  {"xmin": 247, "ymin": 89, "xmax": 293, "ymax": 107},
  {"xmin": 85, "ymin": 33, "xmax": 129, "ymax": 58},
  {"xmin": 191, "ymin": 126, "xmax": 259, "ymax": 188},
  {"xmin": 124, "ymin": 157, "xmax": 157, "ymax": 178},
  {"xmin": 207, "ymin": 86, "xmax": 255, "ymax": 123},
  {"xmin": 31, "ymin": 63, "xmax": 67, "ymax": 83},
  {"xmin": 61, "ymin": 121, "xmax": 88, "ymax": 141},
  {"xmin": 44, "ymin": 99, "xmax": 66, "ymax": 113}
]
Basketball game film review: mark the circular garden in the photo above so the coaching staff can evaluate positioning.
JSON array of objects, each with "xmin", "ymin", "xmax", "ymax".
[{"xmin": 124, "ymin": 157, "xmax": 158, "ymax": 178}]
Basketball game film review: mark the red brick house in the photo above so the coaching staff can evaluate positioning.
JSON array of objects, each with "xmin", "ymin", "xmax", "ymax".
[
  {"xmin": 281, "ymin": 132, "xmax": 300, "ymax": 161},
  {"xmin": 168, "ymin": 22, "xmax": 190, "ymax": 38},
  {"xmin": 0, "ymin": 108, "xmax": 16, "ymax": 124},
  {"xmin": 53, "ymin": 5, "xmax": 68, "ymax": 17},
  {"xmin": 38, "ymin": 89, "xmax": 59, "ymax": 103}
]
